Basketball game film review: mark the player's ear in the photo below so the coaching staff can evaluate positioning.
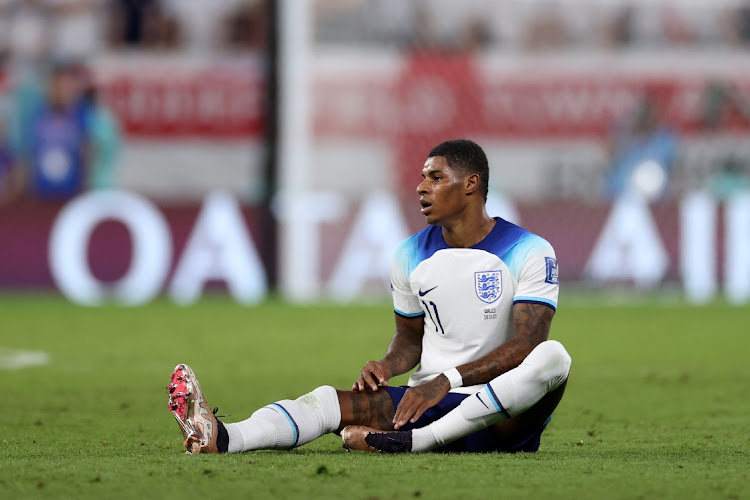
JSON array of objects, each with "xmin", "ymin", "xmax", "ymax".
[{"xmin": 465, "ymin": 173, "xmax": 480, "ymax": 196}]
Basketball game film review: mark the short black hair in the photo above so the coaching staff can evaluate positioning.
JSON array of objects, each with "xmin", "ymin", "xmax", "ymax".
[{"xmin": 428, "ymin": 139, "xmax": 489, "ymax": 201}]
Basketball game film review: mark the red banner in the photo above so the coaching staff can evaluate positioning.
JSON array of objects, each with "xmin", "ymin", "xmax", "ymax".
[
  {"xmin": 6, "ymin": 54, "xmax": 748, "ymax": 140},
  {"xmin": 101, "ymin": 68, "xmax": 265, "ymax": 138},
  {"xmin": 315, "ymin": 54, "xmax": 750, "ymax": 139}
]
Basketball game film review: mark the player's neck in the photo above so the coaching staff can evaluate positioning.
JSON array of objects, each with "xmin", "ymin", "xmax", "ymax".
[{"xmin": 441, "ymin": 210, "xmax": 495, "ymax": 248}]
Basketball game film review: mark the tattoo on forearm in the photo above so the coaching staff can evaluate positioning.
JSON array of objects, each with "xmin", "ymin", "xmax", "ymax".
[
  {"xmin": 382, "ymin": 333, "xmax": 422, "ymax": 377},
  {"xmin": 383, "ymin": 346, "xmax": 421, "ymax": 376},
  {"xmin": 459, "ymin": 303, "xmax": 554, "ymax": 387},
  {"xmin": 379, "ymin": 315, "xmax": 424, "ymax": 377}
]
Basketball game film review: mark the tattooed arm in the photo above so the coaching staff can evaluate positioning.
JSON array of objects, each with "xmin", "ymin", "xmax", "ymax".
[
  {"xmin": 457, "ymin": 302, "xmax": 554, "ymax": 386},
  {"xmin": 391, "ymin": 302, "xmax": 555, "ymax": 429},
  {"xmin": 353, "ymin": 314, "xmax": 424, "ymax": 392}
]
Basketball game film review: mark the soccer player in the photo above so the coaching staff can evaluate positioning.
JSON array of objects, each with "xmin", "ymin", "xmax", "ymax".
[{"xmin": 167, "ymin": 139, "xmax": 571, "ymax": 454}]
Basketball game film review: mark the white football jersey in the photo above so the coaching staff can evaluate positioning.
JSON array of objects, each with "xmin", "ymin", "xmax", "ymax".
[{"xmin": 391, "ymin": 218, "xmax": 559, "ymax": 394}]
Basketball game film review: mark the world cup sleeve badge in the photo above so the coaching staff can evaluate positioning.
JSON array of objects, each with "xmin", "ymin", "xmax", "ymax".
[
  {"xmin": 545, "ymin": 257, "xmax": 559, "ymax": 285},
  {"xmin": 475, "ymin": 271, "xmax": 502, "ymax": 303}
]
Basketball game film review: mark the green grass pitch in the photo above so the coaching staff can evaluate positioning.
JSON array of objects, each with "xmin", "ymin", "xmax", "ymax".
[{"xmin": 1, "ymin": 294, "xmax": 748, "ymax": 499}]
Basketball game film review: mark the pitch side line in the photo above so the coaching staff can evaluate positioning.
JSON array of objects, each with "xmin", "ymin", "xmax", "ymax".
[{"xmin": 0, "ymin": 349, "xmax": 50, "ymax": 370}]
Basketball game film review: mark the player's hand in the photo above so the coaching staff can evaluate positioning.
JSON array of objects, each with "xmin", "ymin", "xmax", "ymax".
[
  {"xmin": 353, "ymin": 361, "xmax": 392, "ymax": 392},
  {"xmin": 393, "ymin": 375, "xmax": 450, "ymax": 429}
]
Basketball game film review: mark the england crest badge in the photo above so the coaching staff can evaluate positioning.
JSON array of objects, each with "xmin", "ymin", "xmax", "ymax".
[{"xmin": 475, "ymin": 271, "xmax": 502, "ymax": 303}]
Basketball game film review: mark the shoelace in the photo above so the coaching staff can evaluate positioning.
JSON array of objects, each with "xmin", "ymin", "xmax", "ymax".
[{"xmin": 213, "ymin": 407, "xmax": 230, "ymax": 419}]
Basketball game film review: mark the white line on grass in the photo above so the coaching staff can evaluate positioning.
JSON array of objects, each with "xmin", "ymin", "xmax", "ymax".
[{"xmin": 0, "ymin": 348, "xmax": 50, "ymax": 370}]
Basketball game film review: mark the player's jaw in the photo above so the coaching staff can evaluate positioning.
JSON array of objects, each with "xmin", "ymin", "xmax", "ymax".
[
  {"xmin": 419, "ymin": 189, "xmax": 464, "ymax": 226},
  {"xmin": 417, "ymin": 161, "xmax": 466, "ymax": 226},
  {"xmin": 419, "ymin": 191, "xmax": 445, "ymax": 225}
]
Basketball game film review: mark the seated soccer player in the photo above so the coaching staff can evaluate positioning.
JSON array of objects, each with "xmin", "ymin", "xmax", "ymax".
[{"xmin": 166, "ymin": 139, "xmax": 571, "ymax": 454}]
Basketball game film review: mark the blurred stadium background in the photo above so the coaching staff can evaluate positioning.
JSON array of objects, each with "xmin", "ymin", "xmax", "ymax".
[
  {"xmin": 3, "ymin": 4, "xmax": 750, "ymax": 497},
  {"xmin": 1, "ymin": 0, "xmax": 750, "ymax": 306}
]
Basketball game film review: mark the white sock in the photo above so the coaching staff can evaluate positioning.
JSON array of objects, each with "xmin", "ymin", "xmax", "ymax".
[
  {"xmin": 411, "ymin": 340, "xmax": 571, "ymax": 452},
  {"xmin": 224, "ymin": 385, "xmax": 341, "ymax": 452}
]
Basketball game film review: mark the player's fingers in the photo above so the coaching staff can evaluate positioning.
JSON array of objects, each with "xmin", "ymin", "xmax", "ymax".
[
  {"xmin": 410, "ymin": 402, "xmax": 431, "ymax": 424},
  {"xmin": 376, "ymin": 364, "xmax": 390, "ymax": 386},
  {"xmin": 394, "ymin": 397, "xmax": 418, "ymax": 429},
  {"xmin": 371, "ymin": 365, "xmax": 387, "ymax": 386},
  {"xmin": 356, "ymin": 375, "xmax": 366, "ymax": 391},
  {"xmin": 393, "ymin": 397, "xmax": 408, "ymax": 426},
  {"xmin": 395, "ymin": 407, "xmax": 416, "ymax": 429},
  {"xmin": 362, "ymin": 371, "xmax": 379, "ymax": 391}
]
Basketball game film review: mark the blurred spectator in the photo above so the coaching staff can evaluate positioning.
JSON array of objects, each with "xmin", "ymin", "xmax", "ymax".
[
  {"xmin": 459, "ymin": 17, "xmax": 493, "ymax": 52},
  {"xmin": 604, "ymin": 93, "xmax": 679, "ymax": 201},
  {"xmin": 106, "ymin": 0, "xmax": 181, "ymax": 50},
  {"xmin": 78, "ymin": 69, "xmax": 120, "ymax": 190},
  {"xmin": 2, "ymin": 0, "xmax": 52, "ymax": 67},
  {"xmin": 699, "ymin": 81, "xmax": 735, "ymax": 133},
  {"xmin": 5, "ymin": 65, "xmax": 45, "ymax": 162},
  {"xmin": 0, "ymin": 116, "xmax": 22, "ymax": 205},
  {"xmin": 708, "ymin": 156, "xmax": 750, "ymax": 201},
  {"xmin": 719, "ymin": 2, "xmax": 750, "ymax": 48},
  {"xmin": 411, "ymin": 0, "xmax": 495, "ymax": 51},
  {"xmin": 599, "ymin": 6, "xmax": 634, "ymax": 49},
  {"xmin": 25, "ymin": 63, "xmax": 89, "ymax": 200},
  {"xmin": 521, "ymin": 5, "xmax": 570, "ymax": 52},
  {"xmin": 660, "ymin": 6, "xmax": 695, "ymax": 47},
  {"xmin": 409, "ymin": 4, "xmax": 440, "ymax": 50},
  {"xmin": 219, "ymin": 0, "xmax": 268, "ymax": 51},
  {"xmin": 0, "ymin": 2, "xmax": 10, "ymax": 64},
  {"xmin": 47, "ymin": 0, "xmax": 103, "ymax": 61},
  {"xmin": 697, "ymin": 80, "xmax": 750, "ymax": 200},
  {"xmin": 0, "ymin": 1, "xmax": 49, "ymax": 162},
  {"xmin": 164, "ymin": 0, "xmax": 237, "ymax": 54}
]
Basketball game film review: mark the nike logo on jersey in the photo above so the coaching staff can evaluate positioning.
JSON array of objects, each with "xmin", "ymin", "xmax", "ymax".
[{"xmin": 418, "ymin": 286, "xmax": 438, "ymax": 296}]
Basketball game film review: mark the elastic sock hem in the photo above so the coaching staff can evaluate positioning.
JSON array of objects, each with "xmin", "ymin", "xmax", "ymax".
[
  {"xmin": 224, "ymin": 422, "xmax": 248, "ymax": 453},
  {"xmin": 411, "ymin": 427, "xmax": 438, "ymax": 452}
]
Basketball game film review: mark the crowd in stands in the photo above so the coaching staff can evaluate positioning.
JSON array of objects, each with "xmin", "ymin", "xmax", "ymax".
[
  {"xmin": 0, "ymin": 0, "xmax": 265, "ymax": 205},
  {"xmin": 1, "ymin": 1, "xmax": 749, "ymax": 205},
  {"xmin": 0, "ymin": 59, "xmax": 120, "ymax": 205},
  {"xmin": 0, "ymin": 0, "xmax": 265, "ymax": 63},
  {"xmin": 315, "ymin": 0, "xmax": 750, "ymax": 53}
]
